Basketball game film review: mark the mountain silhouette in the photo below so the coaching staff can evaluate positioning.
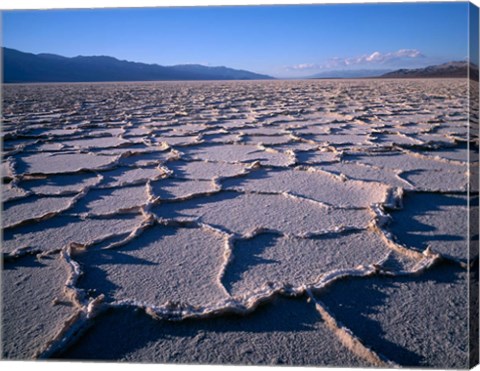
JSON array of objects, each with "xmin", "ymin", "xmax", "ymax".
[
  {"xmin": 381, "ymin": 61, "xmax": 478, "ymax": 79},
  {"xmin": 3, "ymin": 48, "xmax": 274, "ymax": 83}
]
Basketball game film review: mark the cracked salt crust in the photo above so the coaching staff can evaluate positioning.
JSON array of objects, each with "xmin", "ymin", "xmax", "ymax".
[{"xmin": 1, "ymin": 78, "xmax": 475, "ymax": 366}]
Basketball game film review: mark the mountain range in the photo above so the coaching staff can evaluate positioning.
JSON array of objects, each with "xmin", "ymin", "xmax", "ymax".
[
  {"xmin": 2, "ymin": 48, "xmax": 273, "ymax": 83},
  {"xmin": 308, "ymin": 61, "xmax": 477, "ymax": 80},
  {"xmin": 3, "ymin": 48, "xmax": 477, "ymax": 83},
  {"xmin": 380, "ymin": 61, "xmax": 478, "ymax": 79}
]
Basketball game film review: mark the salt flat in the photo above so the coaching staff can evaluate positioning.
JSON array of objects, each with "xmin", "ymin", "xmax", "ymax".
[{"xmin": 1, "ymin": 79, "xmax": 477, "ymax": 367}]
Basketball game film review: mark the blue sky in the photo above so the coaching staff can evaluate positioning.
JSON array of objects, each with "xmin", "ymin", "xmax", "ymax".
[{"xmin": 2, "ymin": 3, "xmax": 470, "ymax": 77}]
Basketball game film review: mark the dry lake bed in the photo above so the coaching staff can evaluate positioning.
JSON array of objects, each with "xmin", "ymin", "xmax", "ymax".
[{"xmin": 1, "ymin": 79, "xmax": 478, "ymax": 367}]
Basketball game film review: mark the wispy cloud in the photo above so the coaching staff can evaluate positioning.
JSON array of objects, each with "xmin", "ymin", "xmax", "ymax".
[
  {"xmin": 287, "ymin": 49, "xmax": 425, "ymax": 71},
  {"xmin": 288, "ymin": 63, "xmax": 319, "ymax": 70},
  {"xmin": 327, "ymin": 49, "xmax": 424, "ymax": 68}
]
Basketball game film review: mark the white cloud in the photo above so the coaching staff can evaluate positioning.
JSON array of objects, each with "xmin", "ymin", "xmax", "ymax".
[
  {"xmin": 288, "ymin": 49, "xmax": 425, "ymax": 72},
  {"xmin": 288, "ymin": 63, "xmax": 319, "ymax": 70},
  {"xmin": 366, "ymin": 51, "xmax": 382, "ymax": 62},
  {"xmin": 326, "ymin": 49, "xmax": 424, "ymax": 68}
]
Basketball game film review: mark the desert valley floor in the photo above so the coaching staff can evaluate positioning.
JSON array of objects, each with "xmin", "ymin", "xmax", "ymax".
[{"xmin": 1, "ymin": 79, "xmax": 478, "ymax": 367}]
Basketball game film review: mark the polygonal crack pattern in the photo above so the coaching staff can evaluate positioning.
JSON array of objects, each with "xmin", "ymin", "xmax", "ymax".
[{"xmin": 2, "ymin": 79, "xmax": 475, "ymax": 367}]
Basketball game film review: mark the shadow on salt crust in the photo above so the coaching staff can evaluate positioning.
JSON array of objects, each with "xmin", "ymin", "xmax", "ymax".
[
  {"xmin": 389, "ymin": 193, "xmax": 470, "ymax": 263},
  {"xmin": 316, "ymin": 264, "xmax": 468, "ymax": 368},
  {"xmin": 57, "ymin": 296, "xmax": 368, "ymax": 366}
]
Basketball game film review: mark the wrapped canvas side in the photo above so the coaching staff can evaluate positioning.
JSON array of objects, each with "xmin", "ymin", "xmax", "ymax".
[{"xmin": 469, "ymin": 2, "xmax": 479, "ymax": 368}]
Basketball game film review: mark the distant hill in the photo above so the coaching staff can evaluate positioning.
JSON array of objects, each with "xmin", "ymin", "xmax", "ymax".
[
  {"xmin": 2, "ymin": 47, "xmax": 274, "ymax": 83},
  {"xmin": 309, "ymin": 69, "xmax": 392, "ymax": 79},
  {"xmin": 380, "ymin": 61, "xmax": 479, "ymax": 79}
]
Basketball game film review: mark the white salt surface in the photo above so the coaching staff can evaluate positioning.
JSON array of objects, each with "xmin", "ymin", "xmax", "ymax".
[
  {"xmin": 2, "ymin": 184, "xmax": 29, "ymax": 202},
  {"xmin": 319, "ymin": 162, "xmax": 410, "ymax": 188},
  {"xmin": 17, "ymin": 152, "xmax": 118, "ymax": 174},
  {"xmin": 73, "ymin": 184, "xmax": 149, "ymax": 216},
  {"xmin": 224, "ymin": 230, "xmax": 392, "ymax": 297},
  {"xmin": 165, "ymin": 160, "xmax": 247, "ymax": 180},
  {"xmin": 3, "ymin": 214, "xmax": 144, "ymax": 255},
  {"xmin": 2, "ymin": 79, "xmax": 474, "ymax": 367},
  {"xmin": 76, "ymin": 225, "xmax": 229, "ymax": 307},
  {"xmin": 150, "ymin": 178, "xmax": 217, "ymax": 199},
  {"xmin": 345, "ymin": 151, "xmax": 465, "ymax": 172},
  {"xmin": 3, "ymin": 195, "xmax": 75, "ymax": 229},
  {"xmin": 183, "ymin": 143, "xmax": 293, "ymax": 166},
  {"xmin": 2, "ymin": 254, "xmax": 77, "ymax": 359},
  {"xmin": 222, "ymin": 168, "xmax": 390, "ymax": 208},
  {"xmin": 1, "ymin": 160, "xmax": 14, "ymax": 178},
  {"xmin": 153, "ymin": 191, "xmax": 371, "ymax": 235},
  {"xmin": 294, "ymin": 149, "xmax": 339, "ymax": 164},
  {"xmin": 22, "ymin": 173, "xmax": 101, "ymax": 195},
  {"xmin": 98, "ymin": 166, "xmax": 163, "ymax": 188},
  {"xmin": 62, "ymin": 136, "xmax": 129, "ymax": 150}
]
